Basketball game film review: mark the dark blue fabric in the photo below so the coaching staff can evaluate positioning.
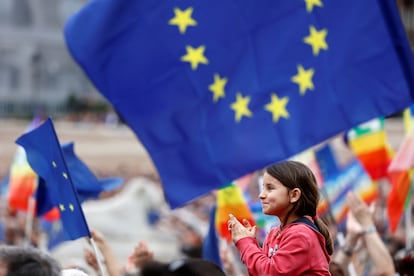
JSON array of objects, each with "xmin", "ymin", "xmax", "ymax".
[
  {"xmin": 315, "ymin": 143, "xmax": 340, "ymax": 180},
  {"xmin": 65, "ymin": 0, "xmax": 414, "ymax": 208},
  {"xmin": 293, "ymin": 217, "xmax": 320, "ymax": 233}
]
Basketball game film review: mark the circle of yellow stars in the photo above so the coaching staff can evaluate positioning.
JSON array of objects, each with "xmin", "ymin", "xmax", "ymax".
[
  {"xmin": 52, "ymin": 160, "xmax": 76, "ymax": 213},
  {"xmin": 168, "ymin": 1, "xmax": 327, "ymax": 123}
]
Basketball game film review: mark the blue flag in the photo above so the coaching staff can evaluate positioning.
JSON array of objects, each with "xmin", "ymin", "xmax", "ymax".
[
  {"xmin": 16, "ymin": 118, "xmax": 90, "ymax": 240},
  {"xmin": 64, "ymin": 0, "xmax": 414, "ymax": 208},
  {"xmin": 61, "ymin": 142, "xmax": 124, "ymax": 202},
  {"xmin": 202, "ymin": 205, "xmax": 222, "ymax": 269}
]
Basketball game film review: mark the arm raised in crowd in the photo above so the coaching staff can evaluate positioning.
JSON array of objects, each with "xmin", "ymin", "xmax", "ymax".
[{"xmin": 335, "ymin": 191, "xmax": 395, "ymax": 276}]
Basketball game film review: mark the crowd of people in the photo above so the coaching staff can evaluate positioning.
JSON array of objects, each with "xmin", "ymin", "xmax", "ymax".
[{"xmin": 0, "ymin": 160, "xmax": 414, "ymax": 275}]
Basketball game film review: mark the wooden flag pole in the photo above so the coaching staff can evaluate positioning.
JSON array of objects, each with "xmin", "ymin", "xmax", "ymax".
[
  {"xmin": 89, "ymin": 237, "xmax": 107, "ymax": 276},
  {"xmin": 23, "ymin": 197, "xmax": 36, "ymax": 247},
  {"xmin": 405, "ymin": 177, "xmax": 413, "ymax": 251}
]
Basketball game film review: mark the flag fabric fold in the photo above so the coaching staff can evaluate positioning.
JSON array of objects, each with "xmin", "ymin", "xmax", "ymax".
[
  {"xmin": 16, "ymin": 118, "xmax": 90, "ymax": 240},
  {"xmin": 65, "ymin": 0, "xmax": 414, "ymax": 208}
]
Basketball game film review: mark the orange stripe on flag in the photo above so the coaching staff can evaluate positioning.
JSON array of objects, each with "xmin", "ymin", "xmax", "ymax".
[{"xmin": 356, "ymin": 148, "xmax": 391, "ymax": 180}]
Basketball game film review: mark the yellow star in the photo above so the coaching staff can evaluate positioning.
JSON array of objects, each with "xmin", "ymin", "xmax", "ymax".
[
  {"xmin": 52, "ymin": 161, "xmax": 57, "ymax": 168},
  {"xmin": 208, "ymin": 74, "xmax": 227, "ymax": 102},
  {"xmin": 59, "ymin": 204, "xmax": 65, "ymax": 211},
  {"xmin": 264, "ymin": 93, "xmax": 290, "ymax": 123},
  {"xmin": 304, "ymin": 0, "xmax": 323, "ymax": 13},
  {"xmin": 62, "ymin": 172, "xmax": 68, "ymax": 179},
  {"xmin": 181, "ymin": 45, "xmax": 209, "ymax": 70},
  {"xmin": 69, "ymin": 204, "xmax": 74, "ymax": 211},
  {"xmin": 168, "ymin": 7, "xmax": 197, "ymax": 34},
  {"xmin": 230, "ymin": 92, "xmax": 252, "ymax": 122},
  {"xmin": 291, "ymin": 65, "xmax": 315, "ymax": 95},
  {"xmin": 304, "ymin": 25, "xmax": 328, "ymax": 56}
]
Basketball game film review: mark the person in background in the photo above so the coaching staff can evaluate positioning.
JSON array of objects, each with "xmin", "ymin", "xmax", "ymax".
[
  {"xmin": 332, "ymin": 191, "xmax": 395, "ymax": 276},
  {"xmin": 228, "ymin": 160, "xmax": 333, "ymax": 275},
  {"xmin": 394, "ymin": 248, "xmax": 414, "ymax": 276},
  {"xmin": 0, "ymin": 245, "xmax": 61, "ymax": 276},
  {"xmin": 124, "ymin": 241, "xmax": 154, "ymax": 275}
]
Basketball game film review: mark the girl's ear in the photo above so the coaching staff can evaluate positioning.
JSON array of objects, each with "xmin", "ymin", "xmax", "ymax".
[{"xmin": 289, "ymin": 188, "xmax": 301, "ymax": 203}]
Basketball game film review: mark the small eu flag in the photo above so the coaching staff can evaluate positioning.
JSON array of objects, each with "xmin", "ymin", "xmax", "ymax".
[
  {"xmin": 16, "ymin": 118, "xmax": 90, "ymax": 240},
  {"xmin": 64, "ymin": 0, "xmax": 414, "ymax": 208}
]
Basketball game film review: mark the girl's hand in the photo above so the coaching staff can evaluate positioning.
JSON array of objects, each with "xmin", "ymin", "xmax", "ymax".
[{"xmin": 228, "ymin": 214, "xmax": 256, "ymax": 243}]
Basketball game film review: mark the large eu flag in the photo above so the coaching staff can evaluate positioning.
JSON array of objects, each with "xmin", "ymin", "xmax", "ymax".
[
  {"xmin": 65, "ymin": 0, "xmax": 414, "ymax": 208},
  {"xmin": 16, "ymin": 118, "xmax": 90, "ymax": 240}
]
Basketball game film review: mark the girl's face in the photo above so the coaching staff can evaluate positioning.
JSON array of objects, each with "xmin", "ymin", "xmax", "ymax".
[{"xmin": 259, "ymin": 172, "xmax": 291, "ymax": 217}]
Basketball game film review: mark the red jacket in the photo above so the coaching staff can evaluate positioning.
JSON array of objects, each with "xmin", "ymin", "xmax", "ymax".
[{"xmin": 235, "ymin": 221, "xmax": 331, "ymax": 276}]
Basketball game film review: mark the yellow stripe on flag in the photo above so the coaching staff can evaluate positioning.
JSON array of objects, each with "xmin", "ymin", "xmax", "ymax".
[{"xmin": 349, "ymin": 131, "xmax": 387, "ymax": 154}]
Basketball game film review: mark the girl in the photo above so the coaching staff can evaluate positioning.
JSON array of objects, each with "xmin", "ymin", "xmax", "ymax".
[{"xmin": 228, "ymin": 160, "xmax": 333, "ymax": 275}]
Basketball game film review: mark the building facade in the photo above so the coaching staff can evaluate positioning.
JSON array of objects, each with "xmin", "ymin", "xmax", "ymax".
[{"xmin": 0, "ymin": 0, "xmax": 102, "ymax": 117}]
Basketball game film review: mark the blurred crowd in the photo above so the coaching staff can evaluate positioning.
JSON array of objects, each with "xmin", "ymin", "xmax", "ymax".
[{"xmin": 0, "ymin": 171, "xmax": 414, "ymax": 276}]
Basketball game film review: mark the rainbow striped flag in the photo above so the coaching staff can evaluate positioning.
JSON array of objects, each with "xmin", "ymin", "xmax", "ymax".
[
  {"xmin": 346, "ymin": 117, "xmax": 393, "ymax": 181},
  {"xmin": 215, "ymin": 181, "xmax": 255, "ymax": 242},
  {"xmin": 7, "ymin": 147, "xmax": 37, "ymax": 211},
  {"xmin": 387, "ymin": 106, "xmax": 414, "ymax": 232},
  {"xmin": 7, "ymin": 118, "xmax": 43, "ymax": 211}
]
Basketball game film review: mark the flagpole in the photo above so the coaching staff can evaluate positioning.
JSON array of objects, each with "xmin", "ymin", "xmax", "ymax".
[
  {"xmin": 405, "ymin": 177, "xmax": 413, "ymax": 251},
  {"xmin": 90, "ymin": 237, "xmax": 107, "ymax": 276},
  {"xmin": 23, "ymin": 196, "xmax": 36, "ymax": 247}
]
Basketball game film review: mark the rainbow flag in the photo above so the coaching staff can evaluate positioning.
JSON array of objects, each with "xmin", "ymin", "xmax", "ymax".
[
  {"xmin": 7, "ymin": 118, "xmax": 43, "ymax": 211},
  {"xmin": 215, "ymin": 181, "xmax": 255, "ymax": 242},
  {"xmin": 7, "ymin": 147, "xmax": 37, "ymax": 211},
  {"xmin": 387, "ymin": 107, "xmax": 414, "ymax": 232},
  {"xmin": 347, "ymin": 117, "xmax": 393, "ymax": 181}
]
